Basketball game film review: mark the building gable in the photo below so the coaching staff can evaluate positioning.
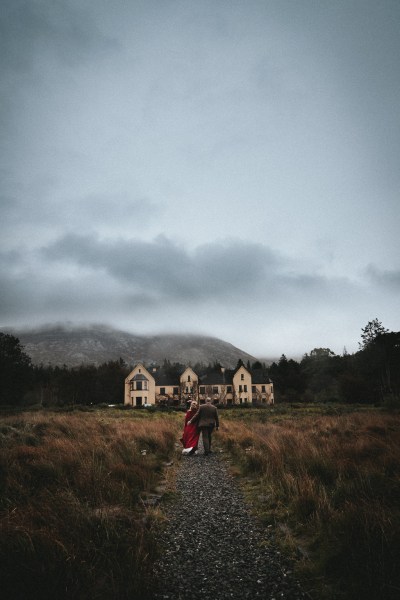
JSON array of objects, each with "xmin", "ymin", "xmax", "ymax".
[
  {"xmin": 180, "ymin": 367, "xmax": 198, "ymax": 385},
  {"xmin": 125, "ymin": 363, "xmax": 155, "ymax": 385}
]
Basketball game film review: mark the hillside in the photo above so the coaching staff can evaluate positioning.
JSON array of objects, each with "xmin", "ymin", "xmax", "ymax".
[{"xmin": 7, "ymin": 324, "xmax": 259, "ymax": 369}]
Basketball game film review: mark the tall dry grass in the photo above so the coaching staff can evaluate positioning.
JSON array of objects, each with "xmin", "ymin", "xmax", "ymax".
[
  {"xmin": 0, "ymin": 411, "xmax": 181, "ymax": 600},
  {"xmin": 218, "ymin": 411, "xmax": 400, "ymax": 600}
]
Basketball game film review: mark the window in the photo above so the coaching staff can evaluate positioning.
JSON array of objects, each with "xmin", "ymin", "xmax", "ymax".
[
  {"xmin": 239, "ymin": 385, "xmax": 243, "ymax": 393},
  {"xmin": 262, "ymin": 385, "xmax": 266, "ymax": 392},
  {"xmin": 252, "ymin": 386, "xmax": 256, "ymax": 393},
  {"xmin": 188, "ymin": 375, "xmax": 191, "ymax": 382},
  {"xmin": 136, "ymin": 381, "xmax": 143, "ymax": 391},
  {"xmin": 199, "ymin": 386, "xmax": 205, "ymax": 394},
  {"xmin": 227, "ymin": 385, "xmax": 232, "ymax": 393},
  {"xmin": 244, "ymin": 385, "xmax": 247, "ymax": 392},
  {"xmin": 212, "ymin": 386, "xmax": 218, "ymax": 394},
  {"xmin": 160, "ymin": 387, "xmax": 165, "ymax": 395},
  {"xmin": 173, "ymin": 387, "xmax": 179, "ymax": 395},
  {"xmin": 241, "ymin": 374, "xmax": 244, "ymax": 380}
]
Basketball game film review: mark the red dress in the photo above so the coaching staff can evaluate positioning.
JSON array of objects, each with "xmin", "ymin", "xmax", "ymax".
[{"xmin": 180, "ymin": 409, "xmax": 200, "ymax": 452}]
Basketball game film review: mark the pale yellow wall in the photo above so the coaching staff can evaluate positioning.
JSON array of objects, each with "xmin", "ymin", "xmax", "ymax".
[
  {"xmin": 180, "ymin": 367, "xmax": 198, "ymax": 398},
  {"xmin": 155, "ymin": 385, "xmax": 179, "ymax": 399},
  {"xmin": 180, "ymin": 367, "xmax": 198, "ymax": 386},
  {"xmin": 253, "ymin": 383, "xmax": 274, "ymax": 404},
  {"xmin": 198, "ymin": 384, "xmax": 231, "ymax": 403},
  {"xmin": 124, "ymin": 363, "xmax": 156, "ymax": 406},
  {"xmin": 233, "ymin": 366, "xmax": 252, "ymax": 403}
]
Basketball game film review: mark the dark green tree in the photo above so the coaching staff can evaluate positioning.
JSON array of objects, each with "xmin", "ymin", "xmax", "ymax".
[
  {"xmin": 359, "ymin": 318, "xmax": 388, "ymax": 350},
  {"xmin": 251, "ymin": 360, "xmax": 263, "ymax": 370},
  {"xmin": 356, "ymin": 330, "xmax": 400, "ymax": 402},
  {"xmin": 0, "ymin": 333, "xmax": 32, "ymax": 405},
  {"xmin": 96, "ymin": 358, "xmax": 130, "ymax": 404},
  {"xmin": 269, "ymin": 355, "xmax": 305, "ymax": 401},
  {"xmin": 301, "ymin": 348, "xmax": 342, "ymax": 402}
]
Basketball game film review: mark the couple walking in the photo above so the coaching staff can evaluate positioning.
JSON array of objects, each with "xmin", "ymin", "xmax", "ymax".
[{"xmin": 180, "ymin": 398, "xmax": 219, "ymax": 456}]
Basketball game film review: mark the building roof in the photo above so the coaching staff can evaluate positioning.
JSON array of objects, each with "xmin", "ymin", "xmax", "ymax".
[
  {"xmin": 131, "ymin": 373, "xmax": 148, "ymax": 381},
  {"xmin": 153, "ymin": 368, "xmax": 179, "ymax": 386},
  {"xmin": 251, "ymin": 369, "xmax": 272, "ymax": 384},
  {"xmin": 198, "ymin": 370, "xmax": 234, "ymax": 385},
  {"xmin": 130, "ymin": 364, "xmax": 272, "ymax": 387}
]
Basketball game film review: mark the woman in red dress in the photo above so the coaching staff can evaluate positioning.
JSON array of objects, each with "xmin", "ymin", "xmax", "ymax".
[{"xmin": 180, "ymin": 401, "xmax": 200, "ymax": 455}]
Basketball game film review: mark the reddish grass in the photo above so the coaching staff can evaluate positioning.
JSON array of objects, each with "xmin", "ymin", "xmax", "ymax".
[
  {"xmin": 218, "ymin": 410, "xmax": 400, "ymax": 600},
  {"xmin": 0, "ymin": 411, "xmax": 181, "ymax": 600}
]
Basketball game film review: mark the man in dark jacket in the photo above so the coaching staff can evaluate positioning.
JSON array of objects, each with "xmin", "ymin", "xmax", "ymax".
[{"xmin": 189, "ymin": 398, "xmax": 219, "ymax": 456}]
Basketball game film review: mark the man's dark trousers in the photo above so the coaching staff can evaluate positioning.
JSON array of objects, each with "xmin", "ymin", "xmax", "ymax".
[{"xmin": 200, "ymin": 425, "xmax": 214, "ymax": 455}]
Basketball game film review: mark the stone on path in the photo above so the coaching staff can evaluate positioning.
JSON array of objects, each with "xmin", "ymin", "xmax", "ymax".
[{"xmin": 152, "ymin": 446, "xmax": 305, "ymax": 600}]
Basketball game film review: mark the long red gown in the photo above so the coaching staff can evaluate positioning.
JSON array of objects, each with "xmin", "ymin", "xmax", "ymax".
[{"xmin": 180, "ymin": 408, "xmax": 200, "ymax": 453}]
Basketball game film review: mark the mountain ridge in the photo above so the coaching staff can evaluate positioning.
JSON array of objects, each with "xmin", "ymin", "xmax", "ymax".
[{"xmin": 5, "ymin": 324, "xmax": 268, "ymax": 369}]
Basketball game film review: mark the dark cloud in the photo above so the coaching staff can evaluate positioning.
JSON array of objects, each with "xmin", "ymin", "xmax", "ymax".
[
  {"xmin": 0, "ymin": 233, "xmax": 395, "ymax": 355},
  {"xmin": 0, "ymin": 0, "xmax": 117, "ymax": 136},
  {"xmin": 366, "ymin": 265, "xmax": 400, "ymax": 290},
  {"xmin": 0, "ymin": 0, "xmax": 116, "ymax": 75},
  {"xmin": 38, "ymin": 233, "xmax": 354, "ymax": 306}
]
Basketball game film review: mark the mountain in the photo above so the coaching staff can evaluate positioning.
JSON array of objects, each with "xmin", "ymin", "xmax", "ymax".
[{"xmin": 6, "ymin": 324, "xmax": 259, "ymax": 369}]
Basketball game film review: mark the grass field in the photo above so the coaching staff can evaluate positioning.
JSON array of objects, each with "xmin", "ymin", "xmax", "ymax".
[
  {"xmin": 0, "ymin": 409, "xmax": 181, "ymax": 600},
  {"xmin": 218, "ymin": 406, "xmax": 400, "ymax": 600},
  {"xmin": 1, "ymin": 405, "xmax": 399, "ymax": 600}
]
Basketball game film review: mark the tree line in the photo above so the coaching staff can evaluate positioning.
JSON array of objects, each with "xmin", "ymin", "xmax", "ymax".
[
  {"xmin": 269, "ymin": 319, "xmax": 400, "ymax": 404},
  {"xmin": 0, "ymin": 319, "xmax": 399, "ymax": 407},
  {"xmin": 0, "ymin": 333, "xmax": 130, "ymax": 407}
]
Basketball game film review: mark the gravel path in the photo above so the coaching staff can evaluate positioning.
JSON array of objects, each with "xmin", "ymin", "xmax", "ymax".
[{"xmin": 153, "ymin": 443, "xmax": 306, "ymax": 600}]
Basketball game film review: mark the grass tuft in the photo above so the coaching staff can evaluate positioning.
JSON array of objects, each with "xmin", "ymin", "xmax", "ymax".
[
  {"xmin": 217, "ymin": 408, "xmax": 400, "ymax": 600},
  {"xmin": 0, "ymin": 410, "xmax": 181, "ymax": 599}
]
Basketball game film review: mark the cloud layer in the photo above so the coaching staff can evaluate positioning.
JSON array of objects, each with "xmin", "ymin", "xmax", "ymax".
[
  {"xmin": 1, "ymin": 232, "xmax": 396, "ymax": 355},
  {"xmin": 1, "ymin": 1, "xmax": 399, "ymax": 356}
]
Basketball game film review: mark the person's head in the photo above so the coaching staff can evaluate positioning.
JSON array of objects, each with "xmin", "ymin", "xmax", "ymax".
[
  {"xmin": 190, "ymin": 401, "xmax": 198, "ymax": 411},
  {"xmin": 206, "ymin": 397, "xmax": 211, "ymax": 404}
]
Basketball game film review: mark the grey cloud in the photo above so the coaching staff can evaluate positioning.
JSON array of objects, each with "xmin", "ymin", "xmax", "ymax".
[
  {"xmin": 194, "ymin": 241, "xmax": 278, "ymax": 289},
  {"xmin": 41, "ymin": 234, "xmax": 280, "ymax": 299},
  {"xmin": 0, "ymin": 259, "xmax": 133, "ymax": 324},
  {"xmin": 41, "ymin": 233, "xmax": 190, "ymax": 292},
  {"xmin": 0, "ymin": 192, "xmax": 160, "ymax": 243},
  {"xmin": 79, "ymin": 194, "xmax": 160, "ymax": 224},
  {"xmin": 0, "ymin": 234, "xmax": 393, "ymax": 356},
  {"xmin": 40, "ymin": 233, "xmax": 351, "ymax": 307},
  {"xmin": 366, "ymin": 265, "xmax": 400, "ymax": 290},
  {"xmin": 0, "ymin": 0, "xmax": 116, "ymax": 75},
  {"xmin": 0, "ymin": 0, "xmax": 117, "ymax": 135},
  {"xmin": 1, "ymin": 1, "xmax": 399, "ymax": 354}
]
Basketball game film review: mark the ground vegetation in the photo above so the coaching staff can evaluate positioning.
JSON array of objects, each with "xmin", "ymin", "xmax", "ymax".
[
  {"xmin": 0, "ymin": 410, "xmax": 181, "ymax": 599},
  {"xmin": 218, "ymin": 407, "xmax": 400, "ymax": 600}
]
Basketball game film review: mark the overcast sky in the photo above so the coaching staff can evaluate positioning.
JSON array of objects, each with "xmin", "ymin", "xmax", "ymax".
[{"xmin": 1, "ymin": 0, "xmax": 399, "ymax": 358}]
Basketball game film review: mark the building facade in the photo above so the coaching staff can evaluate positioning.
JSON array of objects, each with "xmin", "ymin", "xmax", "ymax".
[{"xmin": 124, "ymin": 363, "xmax": 274, "ymax": 406}]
